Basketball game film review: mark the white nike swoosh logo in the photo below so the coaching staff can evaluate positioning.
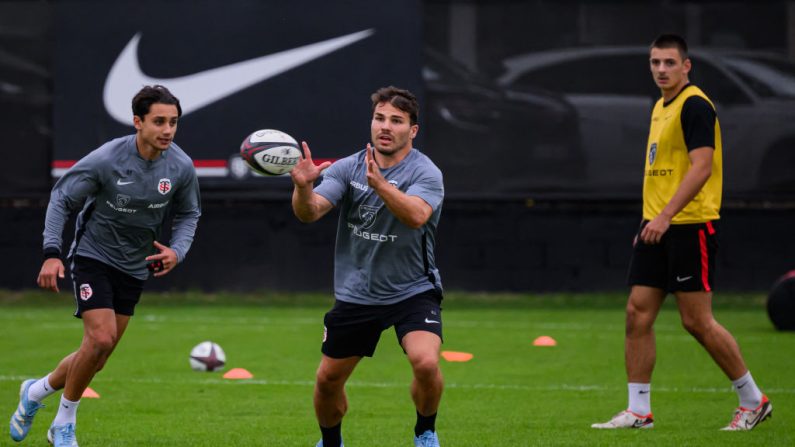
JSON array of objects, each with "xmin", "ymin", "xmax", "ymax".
[
  {"xmin": 116, "ymin": 179, "xmax": 134, "ymax": 185},
  {"xmin": 103, "ymin": 29, "xmax": 374, "ymax": 124},
  {"xmin": 676, "ymin": 275, "xmax": 693, "ymax": 282},
  {"xmin": 424, "ymin": 318, "xmax": 440, "ymax": 324}
]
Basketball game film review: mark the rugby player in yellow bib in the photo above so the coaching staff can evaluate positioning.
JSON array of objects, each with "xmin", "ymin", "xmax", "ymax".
[{"xmin": 591, "ymin": 34, "xmax": 771, "ymax": 431}]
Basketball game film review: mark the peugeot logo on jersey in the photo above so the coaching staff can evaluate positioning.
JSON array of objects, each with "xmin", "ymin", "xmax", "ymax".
[
  {"xmin": 116, "ymin": 194, "xmax": 131, "ymax": 207},
  {"xmin": 649, "ymin": 143, "xmax": 657, "ymax": 166},
  {"xmin": 158, "ymin": 178, "xmax": 172, "ymax": 195},
  {"xmin": 358, "ymin": 205, "xmax": 380, "ymax": 230}
]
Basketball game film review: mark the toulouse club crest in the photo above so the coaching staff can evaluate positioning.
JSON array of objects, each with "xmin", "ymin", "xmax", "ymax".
[
  {"xmin": 158, "ymin": 178, "xmax": 172, "ymax": 195},
  {"xmin": 79, "ymin": 283, "xmax": 93, "ymax": 301}
]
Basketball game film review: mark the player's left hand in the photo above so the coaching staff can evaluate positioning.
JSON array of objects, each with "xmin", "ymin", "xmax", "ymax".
[
  {"xmin": 640, "ymin": 214, "xmax": 671, "ymax": 245},
  {"xmin": 364, "ymin": 144, "xmax": 388, "ymax": 190},
  {"xmin": 145, "ymin": 240, "xmax": 178, "ymax": 278}
]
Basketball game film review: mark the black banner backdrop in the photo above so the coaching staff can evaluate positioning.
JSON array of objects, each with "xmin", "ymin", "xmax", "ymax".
[{"xmin": 53, "ymin": 0, "xmax": 423, "ymax": 198}]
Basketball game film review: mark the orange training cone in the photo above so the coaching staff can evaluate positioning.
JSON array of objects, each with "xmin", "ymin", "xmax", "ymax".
[
  {"xmin": 533, "ymin": 336, "xmax": 557, "ymax": 347},
  {"xmin": 441, "ymin": 351, "xmax": 474, "ymax": 362},
  {"xmin": 223, "ymin": 368, "xmax": 253, "ymax": 379},
  {"xmin": 81, "ymin": 387, "xmax": 100, "ymax": 398}
]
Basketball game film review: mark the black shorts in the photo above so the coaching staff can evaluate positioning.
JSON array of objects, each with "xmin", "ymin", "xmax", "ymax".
[
  {"xmin": 627, "ymin": 220, "xmax": 719, "ymax": 293},
  {"xmin": 321, "ymin": 288, "xmax": 443, "ymax": 359},
  {"xmin": 70, "ymin": 256, "xmax": 145, "ymax": 318}
]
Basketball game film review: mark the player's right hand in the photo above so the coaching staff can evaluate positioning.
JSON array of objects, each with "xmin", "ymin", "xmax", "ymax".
[
  {"xmin": 290, "ymin": 141, "xmax": 332, "ymax": 188},
  {"xmin": 37, "ymin": 258, "xmax": 65, "ymax": 292}
]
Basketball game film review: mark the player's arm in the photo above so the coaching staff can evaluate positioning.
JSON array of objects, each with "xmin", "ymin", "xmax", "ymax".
[
  {"xmin": 148, "ymin": 168, "xmax": 202, "ymax": 277},
  {"xmin": 641, "ymin": 147, "xmax": 713, "ymax": 244},
  {"xmin": 364, "ymin": 145, "xmax": 433, "ymax": 229},
  {"xmin": 39, "ymin": 158, "xmax": 100, "ymax": 291},
  {"xmin": 291, "ymin": 141, "xmax": 333, "ymax": 223}
]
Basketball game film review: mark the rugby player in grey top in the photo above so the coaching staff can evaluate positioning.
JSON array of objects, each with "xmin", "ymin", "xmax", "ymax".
[
  {"xmin": 9, "ymin": 85, "xmax": 200, "ymax": 447},
  {"xmin": 292, "ymin": 86, "xmax": 444, "ymax": 447}
]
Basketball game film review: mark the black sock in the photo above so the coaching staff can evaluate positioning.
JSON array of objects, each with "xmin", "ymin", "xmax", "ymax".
[
  {"xmin": 414, "ymin": 411, "xmax": 437, "ymax": 437},
  {"xmin": 320, "ymin": 422, "xmax": 342, "ymax": 447}
]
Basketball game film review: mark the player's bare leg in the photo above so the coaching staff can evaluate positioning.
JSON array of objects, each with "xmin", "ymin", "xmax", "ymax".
[
  {"xmin": 625, "ymin": 286, "xmax": 666, "ymax": 383},
  {"xmin": 592, "ymin": 286, "xmax": 664, "ymax": 429},
  {"xmin": 314, "ymin": 355, "xmax": 360, "ymax": 447},
  {"xmin": 48, "ymin": 310, "xmax": 129, "ymax": 446},
  {"xmin": 403, "ymin": 331, "xmax": 443, "ymax": 446},
  {"xmin": 48, "ymin": 313, "xmax": 130, "ymax": 391},
  {"xmin": 675, "ymin": 291, "xmax": 746, "ymax": 379}
]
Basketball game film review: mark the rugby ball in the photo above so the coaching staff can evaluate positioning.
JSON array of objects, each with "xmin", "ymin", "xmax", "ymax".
[
  {"xmin": 240, "ymin": 129, "xmax": 301, "ymax": 176},
  {"xmin": 189, "ymin": 341, "xmax": 226, "ymax": 372}
]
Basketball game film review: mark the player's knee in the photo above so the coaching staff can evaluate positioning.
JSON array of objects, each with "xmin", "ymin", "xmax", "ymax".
[
  {"xmin": 411, "ymin": 354, "xmax": 440, "ymax": 380},
  {"xmin": 315, "ymin": 368, "xmax": 346, "ymax": 391},
  {"xmin": 86, "ymin": 331, "xmax": 117, "ymax": 356},
  {"xmin": 625, "ymin": 305, "xmax": 650, "ymax": 335},
  {"xmin": 681, "ymin": 316, "xmax": 711, "ymax": 340}
]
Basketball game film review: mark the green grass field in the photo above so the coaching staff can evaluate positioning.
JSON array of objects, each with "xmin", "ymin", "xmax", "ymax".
[{"xmin": 1, "ymin": 291, "xmax": 793, "ymax": 446}]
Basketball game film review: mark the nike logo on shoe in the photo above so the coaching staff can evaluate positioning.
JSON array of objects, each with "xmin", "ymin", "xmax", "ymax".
[
  {"xmin": 424, "ymin": 318, "xmax": 440, "ymax": 324},
  {"xmin": 639, "ymin": 390, "xmax": 650, "ymax": 394},
  {"xmin": 116, "ymin": 179, "xmax": 134, "ymax": 185},
  {"xmin": 676, "ymin": 275, "xmax": 693, "ymax": 282},
  {"xmin": 104, "ymin": 29, "xmax": 374, "ymax": 123}
]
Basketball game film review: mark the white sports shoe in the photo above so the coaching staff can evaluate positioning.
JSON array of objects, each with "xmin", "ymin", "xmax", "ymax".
[
  {"xmin": 591, "ymin": 410, "xmax": 654, "ymax": 429},
  {"xmin": 721, "ymin": 395, "xmax": 772, "ymax": 431}
]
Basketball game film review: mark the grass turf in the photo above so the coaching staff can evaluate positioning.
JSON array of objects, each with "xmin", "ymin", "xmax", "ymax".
[{"xmin": 1, "ymin": 290, "xmax": 793, "ymax": 446}]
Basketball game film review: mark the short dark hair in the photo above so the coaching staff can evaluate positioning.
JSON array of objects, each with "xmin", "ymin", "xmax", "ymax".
[
  {"xmin": 650, "ymin": 34, "xmax": 689, "ymax": 60},
  {"xmin": 370, "ymin": 86, "xmax": 419, "ymax": 125},
  {"xmin": 132, "ymin": 85, "xmax": 182, "ymax": 119}
]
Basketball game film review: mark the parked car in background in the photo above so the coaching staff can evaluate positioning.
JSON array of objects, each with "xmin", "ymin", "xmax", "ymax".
[
  {"xmin": 497, "ymin": 47, "xmax": 795, "ymax": 198},
  {"xmin": 422, "ymin": 47, "xmax": 586, "ymax": 199}
]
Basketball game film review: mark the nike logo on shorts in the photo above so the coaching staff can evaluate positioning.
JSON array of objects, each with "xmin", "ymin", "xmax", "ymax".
[{"xmin": 424, "ymin": 318, "xmax": 440, "ymax": 324}]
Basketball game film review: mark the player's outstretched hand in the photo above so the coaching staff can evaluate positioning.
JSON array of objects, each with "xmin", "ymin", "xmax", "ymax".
[
  {"xmin": 364, "ymin": 143, "xmax": 387, "ymax": 189},
  {"xmin": 145, "ymin": 240, "xmax": 178, "ymax": 278},
  {"xmin": 291, "ymin": 141, "xmax": 332, "ymax": 188},
  {"xmin": 37, "ymin": 258, "xmax": 65, "ymax": 292}
]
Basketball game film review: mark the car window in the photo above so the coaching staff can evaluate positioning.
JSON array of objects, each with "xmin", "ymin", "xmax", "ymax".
[
  {"xmin": 689, "ymin": 58, "xmax": 751, "ymax": 105},
  {"xmin": 511, "ymin": 54, "xmax": 656, "ymax": 97},
  {"xmin": 722, "ymin": 56, "xmax": 795, "ymax": 98}
]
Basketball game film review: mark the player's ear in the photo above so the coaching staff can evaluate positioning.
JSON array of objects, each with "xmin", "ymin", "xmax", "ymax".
[
  {"xmin": 410, "ymin": 124, "xmax": 419, "ymax": 139},
  {"xmin": 133, "ymin": 115, "xmax": 143, "ymax": 131}
]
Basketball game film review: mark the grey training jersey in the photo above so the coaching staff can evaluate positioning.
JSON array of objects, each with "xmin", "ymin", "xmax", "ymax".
[
  {"xmin": 314, "ymin": 148, "xmax": 443, "ymax": 305},
  {"xmin": 43, "ymin": 135, "xmax": 201, "ymax": 280}
]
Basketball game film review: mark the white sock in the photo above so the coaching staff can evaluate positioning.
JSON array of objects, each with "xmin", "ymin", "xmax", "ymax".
[
  {"xmin": 732, "ymin": 371, "xmax": 763, "ymax": 409},
  {"xmin": 28, "ymin": 374, "xmax": 57, "ymax": 403},
  {"xmin": 628, "ymin": 382, "xmax": 651, "ymax": 416},
  {"xmin": 52, "ymin": 395, "xmax": 80, "ymax": 426}
]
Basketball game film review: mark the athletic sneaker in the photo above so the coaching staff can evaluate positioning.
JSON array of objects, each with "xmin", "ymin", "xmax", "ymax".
[
  {"xmin": 414, "ymin": 429, "xmax": 440, "ymax": 447},
  {"xmin": 9, "ymin": 379, "xmax": 44, "ymax": 442},
  {"xmin": 315, "ymin": 440, "xmax": 343, "ymax": 447},
  {"xmin": 591, "ymin": 410, "xmax": 654, "ymax": 429},
  {"xmin": 721, "ymin": 395, "xmax": 773, "ymax": 431},
  {"xmin": 47, "ymin": 423, "xmax": 78, "ymax": 447}
]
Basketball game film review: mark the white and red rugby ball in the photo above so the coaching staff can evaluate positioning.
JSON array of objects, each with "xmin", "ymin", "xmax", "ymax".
[{"xmin": 239, "ymin": 129, "xmax": 302, "ymax": 176}]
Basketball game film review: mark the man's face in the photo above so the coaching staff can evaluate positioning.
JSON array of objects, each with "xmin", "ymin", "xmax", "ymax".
[
  {"xmin": 649, "ymin": 47, "xmax": 691, "ymax": 92},
  {"xmin": 134, "ymin": 103, "xmax": 179, "ymax": 152},
  {"xmin": 370, "ymin": 101, "xmax": 418, "ymax": 156}
]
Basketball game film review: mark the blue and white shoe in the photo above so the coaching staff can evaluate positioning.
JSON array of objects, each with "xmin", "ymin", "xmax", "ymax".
[
  {"xmin": 47, "ymin": 423, "xmax": 78, "ymax": 447},
  {"xmin": 9, "ymin": 379, "xmax": 44, "ymax": 442},
  {"xmin": 414, "ymin": 430, "xmax": 440, "ymax": 447},
  {"xmin": 315, "ymin": 439, "xmax": 343, "ymax": 447}
]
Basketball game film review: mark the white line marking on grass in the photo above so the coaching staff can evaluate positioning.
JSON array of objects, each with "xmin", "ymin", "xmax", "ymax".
[{"xmin": 2, "ymin": 374, "xmax": 794, "ymax": 395}]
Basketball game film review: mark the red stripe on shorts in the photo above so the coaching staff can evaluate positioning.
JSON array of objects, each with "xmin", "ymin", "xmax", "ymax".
[
  {"xmin": 699, "ymin": 229, "xmax": 711, "ymax": 292},
  {"xmin": 706, "ymin": 221, "xmax": 715, "ymax": 235}
]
